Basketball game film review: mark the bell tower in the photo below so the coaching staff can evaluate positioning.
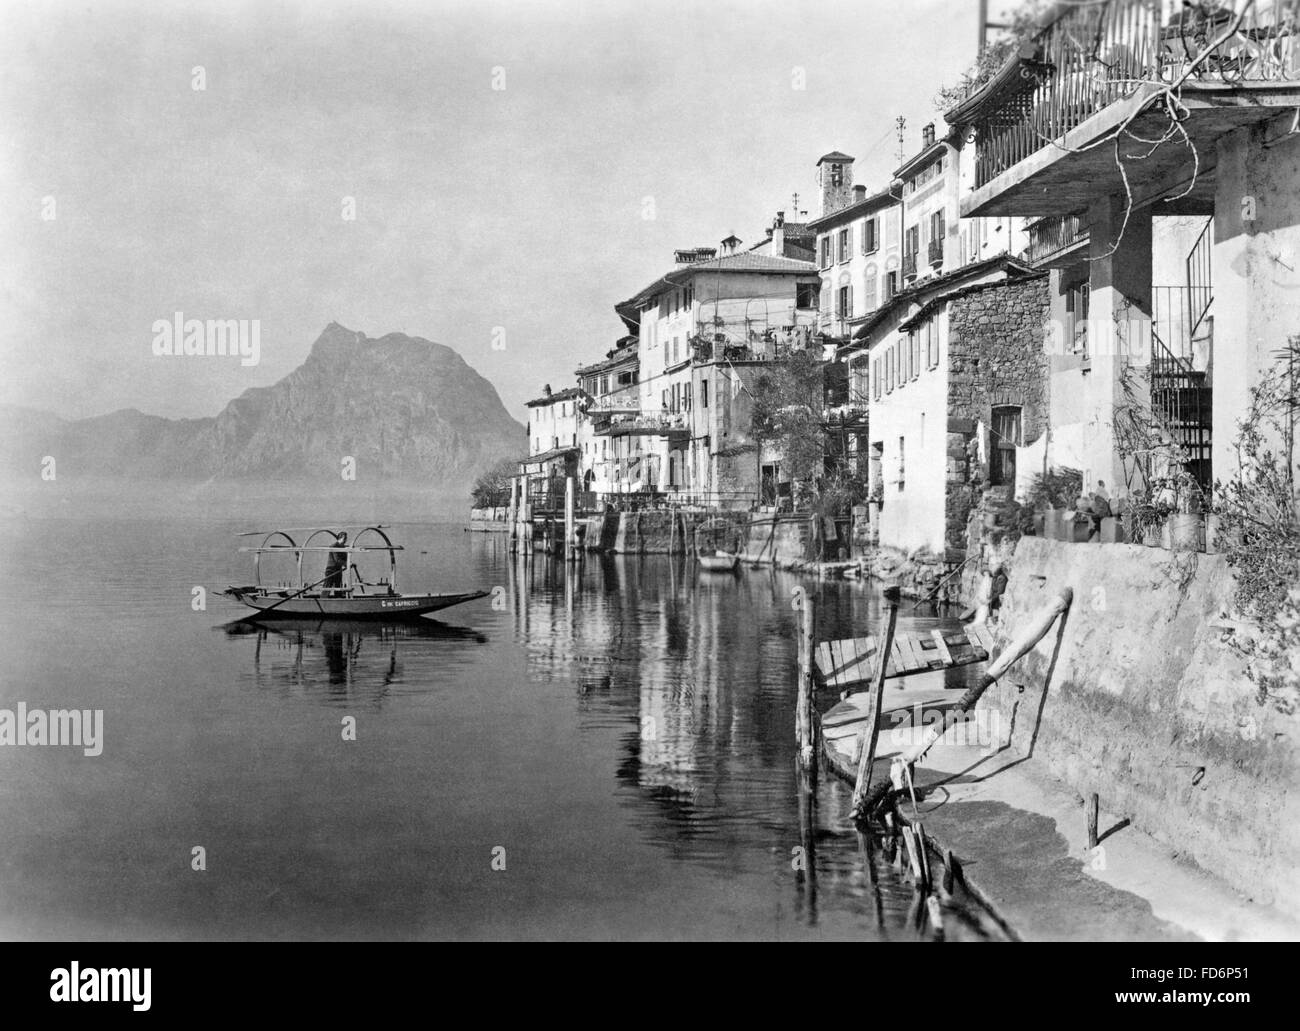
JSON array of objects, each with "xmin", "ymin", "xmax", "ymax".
[{"xmin": 816, "ymin": 151, "xmax": 855, "ymax": 217}]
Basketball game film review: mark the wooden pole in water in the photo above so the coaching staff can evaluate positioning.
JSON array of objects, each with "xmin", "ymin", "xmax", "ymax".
[
  {"xmin": 1087, "ymin": 792, "xmax": 1099, "ymax": 850},
  {"xmin": 507, "ymin": 475, "xmax": 519, "ymax": 552},
  {"xmin": 854, "ymin": 587, "xmax": 1074, "ymax": 820},
  {"xmin": 850, "ymin": 585, "xmax": 902, "ymax": 812},
  {"xmin": 796, "ymin": 594, "xmax": 817, "ymax": 775},
  {"xmin": 565, "ymin": 475, "xmax": 576, "ymax": 563}
]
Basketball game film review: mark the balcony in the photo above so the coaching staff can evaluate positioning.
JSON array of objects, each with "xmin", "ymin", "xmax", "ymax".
[
  {"xmin": 927, "ymin": 239, "xmax": 943, "ymax": 267},
  {"xmin": 902, "ymin": 251, "xmax": 918, "ymax": 279},
  {"xmin": 1023, "ymin": 213, "xmax": 1089, "ymax": 267},
  {"xmin": 599, "ymin": 412, "xmax": 689, "ymax": 438},
  {"xmin": 949, "ymin": 1, "xmax": 1300, "ymax": 217},
  {"xmin": 588, "ymin": 382, "xmax": 641, "ymax": 416}
]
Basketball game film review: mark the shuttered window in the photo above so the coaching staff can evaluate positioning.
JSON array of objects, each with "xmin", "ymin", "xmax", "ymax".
[{"xmin": 861, "ymin": 272, "xmax": 877, "ymax": 312}]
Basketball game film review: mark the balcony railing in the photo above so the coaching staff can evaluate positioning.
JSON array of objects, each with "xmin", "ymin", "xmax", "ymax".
[
  {"xmin": 927, "ymin": 239, "xmax": 943, "ymax": 266},
  {"xmin": 588, "ymin": 382, "xmax": 641, "ymax": 415},
  {"xmin": 963, "ymin": 1, "xmax": 1299, "ymax": 191},
  {"xmin": 902, "ymin": 251, "xmax": 918, "ymax": 278},
  {"xmin": 1023, "ymin": 213, "xmax": 1088, "ymax": 265}
]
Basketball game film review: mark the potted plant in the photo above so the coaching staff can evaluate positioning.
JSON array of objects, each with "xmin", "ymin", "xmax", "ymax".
[{"xmin": 1027, "ymin": 466, "xmax": 1082, "ymax": 542}]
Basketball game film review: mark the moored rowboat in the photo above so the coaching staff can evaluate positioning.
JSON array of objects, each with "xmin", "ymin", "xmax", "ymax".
[
  {"xmin": 697, "ymin": 550, "xmax": 740, "ymax": 572},
  {"xmin": 223, "ymin": 525, "xmax": 488, "ymax": 620}
]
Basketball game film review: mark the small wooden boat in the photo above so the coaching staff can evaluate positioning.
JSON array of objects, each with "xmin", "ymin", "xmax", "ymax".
[
  {"xmin": 695, "ymin": 517, "xmax": 741, "ymax": 573},
  {"xmin": 224, "ymin": 525, "xmax": 488, "ymax": 620},
  {"xmin": 697, "ymin": 550, "xmax": 740, "ymax": 572}
]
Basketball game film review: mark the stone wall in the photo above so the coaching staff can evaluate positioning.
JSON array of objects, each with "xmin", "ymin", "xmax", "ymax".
[
  {"xmin": 984, "ymin": 537, "xmax": 1300, "ymax": 919},
  {"xmin": 469, "ymin": 506, "xmax": 510, "ymax": 531},
  {"xmin": 946, "ymin": 275, "xmax": 1051, "ymax": 442}
]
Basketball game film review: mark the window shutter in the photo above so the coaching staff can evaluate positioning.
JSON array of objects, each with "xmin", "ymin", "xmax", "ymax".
[{"xmin": 862, "ymin": 274, "xmax": 877, "ymax": 312}]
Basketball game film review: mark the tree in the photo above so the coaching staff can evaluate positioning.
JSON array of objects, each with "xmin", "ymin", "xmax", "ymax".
[
  {"xmin": 751, "ymin": 348, "xmax": 826, "ymax": 508},
  {"xmin": 933, "ymin": 1, "xmax": 1047, "ymax": 114},
  {"xmin": 470, "ymin": 457, "xmax": 522, "ymax": 509}
]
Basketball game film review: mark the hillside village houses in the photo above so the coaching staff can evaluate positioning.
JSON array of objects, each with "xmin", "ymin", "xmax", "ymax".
[{"xmin": 508, "ymin": 0, "xmax": 1299, "ymax": 589}]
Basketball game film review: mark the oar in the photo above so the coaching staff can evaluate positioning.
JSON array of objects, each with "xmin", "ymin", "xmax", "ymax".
[{"xmin": 240, "ymin": 574, "xmax": 333, "ymax": 618}]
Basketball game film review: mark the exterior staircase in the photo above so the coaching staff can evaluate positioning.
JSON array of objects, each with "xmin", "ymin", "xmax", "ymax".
[{"xmin": 1148, "ymin": 220, "xmax": 1214, "ymax": 491}]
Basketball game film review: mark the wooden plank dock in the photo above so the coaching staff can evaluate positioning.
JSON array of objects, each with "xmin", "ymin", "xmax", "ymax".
[{"xmin": 814, "ymin": 625, "xmax": 994, "ymax": 691}]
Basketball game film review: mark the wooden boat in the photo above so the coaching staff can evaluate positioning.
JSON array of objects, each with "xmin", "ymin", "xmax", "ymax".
[
  {"xmin": 697, "ymin": 550, "xmax": 740, "ymax": 572},
  {"xmin": 695, "ymin": 517, "xmax": 741, "ymax": 572},
  {"xmin": 224, "ymin": 525, "xmax": 488, "ymax": 620}
]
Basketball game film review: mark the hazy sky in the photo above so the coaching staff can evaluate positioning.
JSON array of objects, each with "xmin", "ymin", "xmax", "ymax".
[{"xmin": 0, "ymin": 0, "xmax": 1013, "ymax": 421}]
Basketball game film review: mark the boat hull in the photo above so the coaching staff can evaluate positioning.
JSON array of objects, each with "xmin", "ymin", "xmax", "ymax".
[
  {"xmin": 230, "ymin": 590, "xmax": 489, "ymax": 620},
  {"xmin": 698, "ymin": 553, "xmax": 740, "ymax": 572}
]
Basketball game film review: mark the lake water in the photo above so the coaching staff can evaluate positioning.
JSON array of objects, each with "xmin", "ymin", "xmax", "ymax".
[{"xmin": 0, "ymin": 518, "xmax": 985, "ymax": 940}]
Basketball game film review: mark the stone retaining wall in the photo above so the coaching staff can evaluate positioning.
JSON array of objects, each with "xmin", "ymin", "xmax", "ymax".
[{"xmin": 985, "ymin": 536, "xmax": 1300, "ymax": 919}]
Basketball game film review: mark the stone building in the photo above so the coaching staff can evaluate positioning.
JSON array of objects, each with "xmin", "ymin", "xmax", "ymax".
[{"xmin": 842, "ymin": 254, "xmax": 1048, "ymax": 565}]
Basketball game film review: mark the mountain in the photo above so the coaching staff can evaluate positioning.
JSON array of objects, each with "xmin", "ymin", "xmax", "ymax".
[{"xmin": 0, "ymin": 323, "xmax": 524, "ymax": 516}]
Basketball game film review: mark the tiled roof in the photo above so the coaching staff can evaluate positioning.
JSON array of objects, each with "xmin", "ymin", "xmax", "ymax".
[
  {"xmin": 575, "ymin": 349, "xmax": 639, "ymax": 376},
  {"xmin": 843, "ymin": 254, "xmax": 1042, "ymax": 347},
  {"xmin": 524, "ymin": 386, "xmax": 586, "ymax": 408},
  {"xmin": 818, "ymin": 150, "xmax": 855, "ymax": 164},
  {"xmin": 616, "ymin": 252, "xmax": 818, "ymax": 324},
  {"xmin": 807, "ymin": 187, "xmax": 899, "ymax": 231}
]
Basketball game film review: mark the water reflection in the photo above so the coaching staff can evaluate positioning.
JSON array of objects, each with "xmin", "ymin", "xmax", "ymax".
[
  {"xmin": 492, "ymin": 543, "xmax": 988, "ymax": 938},
  {"xmin": 224, "ymin": 617, "xmax": 488, "ymax": 710}
]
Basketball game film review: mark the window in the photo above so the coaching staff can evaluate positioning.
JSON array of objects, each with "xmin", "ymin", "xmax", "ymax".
[
  {"xmin": 910, "ymin": 331, "xmax": 921, "ymax": 380},
  {"xmin": 1066, "ymin": 281, "xmax": 1091, "ymax": 359},
  {"xmin": 863, "ymin": 217, "xmax": 878, "ymax": 254},
  {"xmin": 884, "ymin": 270, "xmax": 898, "ymax": 300},
  {"xmin": 990, "ymin": 406, "xmax": 1023, "ymax": 487},
  {"xmin": 886, "ymin": 347, "xmax": 894, "ymax": 392},
  {"xmin": 796, "ymin": 282, "xmax": 819, "ymax": 309},
  {"xmin": 702, "ymin": 379, "xmax": 709, "ymax": 408},
  {"xmin": 905, "ymin": 225, "xmax": 919, "ymax": 260},
  {"xmin": 837, "ymin": 228, "xmax": 849, "ymax": 263},
  {"xmin": 820, "ymin": 236, "xmax": 831, "ymax": 268},
  {"xmin": 929, "ymin": 209, "xmax": 945, "ymax": 245},
  {"xmin": 897, "ymin": 435, "xmax": 905, "ymax": 491},
  {"xmin": 837, "ymin": 285, "xmax": 852, "ymax": 320},
  {"xmin": 926, "ymin": 319, "xmax": 939, "ymax": 369},
  {"xmin": 829, "ymin": 163, "xmax": 844, "ymax": 187},
  {"xmin": 861, "ymin": 270, "xmax": 878, "ymax": 312}
]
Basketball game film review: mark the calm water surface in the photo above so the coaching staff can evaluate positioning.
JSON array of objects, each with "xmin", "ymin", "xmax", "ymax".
[{"xmin": 0, "ymin": 518, "xmax": 982, "ymax": 940}]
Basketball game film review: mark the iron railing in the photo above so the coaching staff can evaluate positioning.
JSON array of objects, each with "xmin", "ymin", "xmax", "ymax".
[
  {"xmin": 1153, "ymin": 286, "xmax": 1214, "ymax": 364},
  {"xmin": 587, "ymin": 382, "xmax": 641, "ymax": 414},
  {"xmin": 927, "ymin": 238, "xmax": 944, "ymax": 266},
  {"xmin": 966, "ymin": 1, "xmax": 1299, "ymax": 190},
  {"xmin": 902, "ymin": 251, "xmax": 918, "ymax": 278},
  {"xmin": 1185, "ymin": 217, "xmax": 1214, "ymax": 339},
  {"xmin": 1023, "ymin": 213, "xmax": 1088, "ymax": 265},
  {"xmin": 1150, "ymin": 330, "xmax": 1213, "ymax": 490}
]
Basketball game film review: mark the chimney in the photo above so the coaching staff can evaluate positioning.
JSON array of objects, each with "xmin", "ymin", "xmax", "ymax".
[
  {"xmin": 772, "ymin": 213, "xmax": 785, "ymax": 256},
  {"xmin": 544, "ymin": 384, "xmax": 552, "ymax": 397},
  {"xmin": 816, "ymin": 151, "xmax": 856, "ymax": 217},
  {"xmin": 922, "ymin": 122, "xmax": 936, "ymax": 148},
  {"xmin": 852, "ymin": 184, "xmax": 867, "ymax": 203}
]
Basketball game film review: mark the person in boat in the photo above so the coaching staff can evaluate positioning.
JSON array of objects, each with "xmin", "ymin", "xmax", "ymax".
[{"xmin": 324, "ymin": 532, "xmax": 349, "ymax": 592}]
